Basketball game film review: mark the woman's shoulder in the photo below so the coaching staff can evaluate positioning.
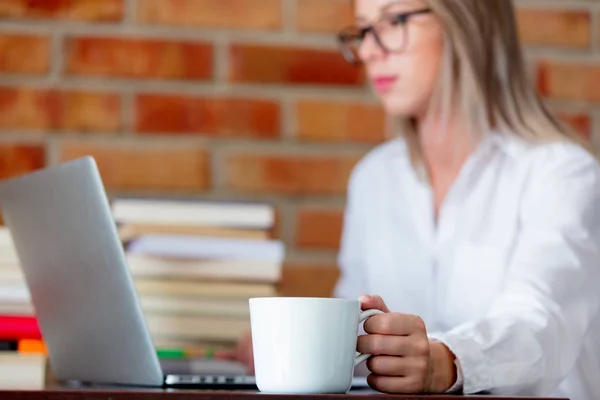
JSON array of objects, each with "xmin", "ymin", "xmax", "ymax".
[
  {"xmin": 498, "ymin": 133, "xmax": 600, "ymax": 210},
  {"xmin": 498, "ymin": 133, "xmax": 600, "ymax": 178}
]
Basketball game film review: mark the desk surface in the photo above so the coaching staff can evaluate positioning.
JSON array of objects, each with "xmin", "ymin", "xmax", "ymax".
[{"xmin": 0, "ymin": 385, "xmax": 569, "ymax": 400}]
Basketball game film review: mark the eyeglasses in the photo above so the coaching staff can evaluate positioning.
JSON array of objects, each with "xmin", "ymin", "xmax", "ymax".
[{"xmin": 337, "ymin": 8, "xmax": 432, "ymax": 65}]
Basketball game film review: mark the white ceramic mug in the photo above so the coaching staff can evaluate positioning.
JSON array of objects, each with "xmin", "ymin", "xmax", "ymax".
[{"xmin": 249, "ymin": 297, "xmax": 384, "ymax": 394}]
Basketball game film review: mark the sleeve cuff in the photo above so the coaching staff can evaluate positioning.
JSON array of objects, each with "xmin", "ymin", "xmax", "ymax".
[
  {"xmin": 429, "ymin": 330, "xmax": 490, "ymax": 394},
  {"xmin": 445, "ymin": 357, "xmax": 464, "ymax": 393}
]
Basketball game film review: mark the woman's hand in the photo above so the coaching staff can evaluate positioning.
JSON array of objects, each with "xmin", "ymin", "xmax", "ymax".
[
  {"xmin": 358, "ymin": 295, "xmax": 457, "ymax": 394},
  {"xmin": 213, "ymin": 330, "xmax": 255, "ymax": 374}
]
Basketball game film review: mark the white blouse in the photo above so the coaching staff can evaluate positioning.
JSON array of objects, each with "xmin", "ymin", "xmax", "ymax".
[{"xmin": 334, "ymin": 132, "xmax": 600, "ymax": 400}]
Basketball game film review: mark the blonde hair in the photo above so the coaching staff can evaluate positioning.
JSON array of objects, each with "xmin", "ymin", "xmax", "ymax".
[{"xmin": 401, "ymin": 0, "xmax": 586, "ymax": 166}]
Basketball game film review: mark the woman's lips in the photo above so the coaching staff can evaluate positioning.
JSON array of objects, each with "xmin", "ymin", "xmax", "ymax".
[{"xmin": 372, "ymin": 76, "xmax": 398, "ymax": 93}]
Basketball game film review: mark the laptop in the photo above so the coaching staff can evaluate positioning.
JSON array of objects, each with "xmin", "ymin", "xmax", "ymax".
[{"xmin": 0, "ymin": 156, "xmax": 258, "ymax": 390}]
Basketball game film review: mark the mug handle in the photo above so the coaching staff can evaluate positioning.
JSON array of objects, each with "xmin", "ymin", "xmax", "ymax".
[{"xmin": 354, "ymin": 309, "xmax": 385, "ymax": 366}]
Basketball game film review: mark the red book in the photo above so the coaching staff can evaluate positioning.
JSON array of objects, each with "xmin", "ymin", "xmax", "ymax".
[{"xmin": 0, "ymin": 315, "xmax": 42, "ymax": 340}]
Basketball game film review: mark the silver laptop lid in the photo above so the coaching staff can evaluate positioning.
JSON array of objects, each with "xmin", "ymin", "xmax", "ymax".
[{"xmin": 0, "ymin": 156, "xmax": 164, "ymax": 387}]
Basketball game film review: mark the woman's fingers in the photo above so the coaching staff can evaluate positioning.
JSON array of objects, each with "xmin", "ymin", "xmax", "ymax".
[
  {"xmin": 357, "ymin": 333, "xmax": 430, "ymax": 357},
  {"xmin": 359, "ymin": 295, "xmax": 391, "ymax": 313},
  {"xmin": 366, "ymin": 355, "xmax": 429, "ymax": 378},
  {"xmin": 363, "ymin": 312, "xmax": 427, "ymax": 336}
]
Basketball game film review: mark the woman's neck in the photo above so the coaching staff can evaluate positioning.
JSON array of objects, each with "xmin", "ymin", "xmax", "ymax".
[{"xmin": 416, "ymin": 114, "xmax": 478, "ymax": 216}]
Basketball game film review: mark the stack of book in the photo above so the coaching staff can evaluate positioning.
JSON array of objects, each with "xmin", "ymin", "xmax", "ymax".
[
  {"xmin": 111, "ymin": 198, "xmax": 284, "ymax": 354},
  {"xmin": 0, "ymin": 228, "xmax": 47, "ymax": 388},
  {"xmin": 0, "ymin": 347, "xmax": 47, "ymax": 389},
  {"xmin": 0, "ymin": 228, "xmax": 30, "ymax": 316}
]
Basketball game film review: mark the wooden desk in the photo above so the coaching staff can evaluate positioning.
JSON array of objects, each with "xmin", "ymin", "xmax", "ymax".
[{"xmin": 0, "ymin": 385, "xmax": 569, "ymax": 400}]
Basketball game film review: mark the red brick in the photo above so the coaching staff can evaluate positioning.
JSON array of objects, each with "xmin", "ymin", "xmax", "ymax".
[
  {"xmin": 296, "ymin": 99, "xmax": 385, "ymax": 143},
  {"xmin": 136, "ymin": 94, "xmax": 280, "ymax": 139},
  {"xmin": 517, "ymin": 8, "xmax": 590, "ymax": 49},
  {"xmin": 65, "ymin": 36, "xmax": 213, "ymax": 80},
  {"xmin": 296, "ymin": 0, "xmax": 353, "ymax": 33},
  {"xmin": 0, "ymin": 34, "xmax": 50, "ymax": 74},
  {"xmin": 0, "ymin": 0, "xmax": 123, "ymax": 21},
  {"xmin": 60, "ymin": 142, "xmax": 210, "ymax": 191},
  {"xmin": 0, "ymin": 87, "xmax": 120, "ymax": 133},
  {"xmin": 228, "ymin": 44, "xmax": 364, "ymax": 86},
  {"xmin": 225, "ymin": 153, "xmax": 360, "ymax": 195},
  {"xmin": 137, "ymin": 0, "xmax": 282, "ymax": 30},
  {"xmin": 537, "ymin": 61, "xmax": 600, "ymax": 102},
  {"xmin": 278, "ymin": 263, "xmax": 340, "ymax": 297},
  {"xmin": 0, "ymin": 144, "xmax": 45, "ymax": 180},
  {"xmin": 556, "ymin": 112, "xmax": 591, "ymax": 140},
  {"xmin": 295, "ymin": 208, "xmax": 344, "ymax": 250}
]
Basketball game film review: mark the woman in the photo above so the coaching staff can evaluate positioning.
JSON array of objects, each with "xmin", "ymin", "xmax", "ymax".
[{"xmin": 219, "ymin": 0, "xmax": 600, "ymax": 398}]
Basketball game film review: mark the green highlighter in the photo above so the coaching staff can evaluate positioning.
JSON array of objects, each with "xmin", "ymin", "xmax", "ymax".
[{"xmin": 156, "ymin": 348, "xmax": 214, "ymax": 360}]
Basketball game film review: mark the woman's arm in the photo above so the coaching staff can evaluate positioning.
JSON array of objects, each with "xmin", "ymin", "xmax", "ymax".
[{"xmin": 431, "ymin": 147, "xmax": 600, "ymax": 395}]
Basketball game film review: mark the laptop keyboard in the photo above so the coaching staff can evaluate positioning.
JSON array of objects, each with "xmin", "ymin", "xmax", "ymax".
[{"xmin": 164, "ymin": 374, "xmax": 257, "ymax": 388}]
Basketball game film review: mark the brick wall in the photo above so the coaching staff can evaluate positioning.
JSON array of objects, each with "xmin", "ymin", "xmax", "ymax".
[{"xmin": 0, "ymin": 0, "xmax": 598, "ymax": 289}]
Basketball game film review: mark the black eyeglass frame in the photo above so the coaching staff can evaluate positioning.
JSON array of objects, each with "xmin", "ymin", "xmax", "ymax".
[{"xmin": 337, "ymin": 7, "xmax": 433, "ymax": 65}]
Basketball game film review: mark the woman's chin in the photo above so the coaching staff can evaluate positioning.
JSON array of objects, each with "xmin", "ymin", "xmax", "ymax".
[
  {"xmin": 378, "ymin": 95, "xmax": 427, "ymax": 119},
  {"xmin": 381, "ymin": 102, "xmax": 419, "ymax": 118}
]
